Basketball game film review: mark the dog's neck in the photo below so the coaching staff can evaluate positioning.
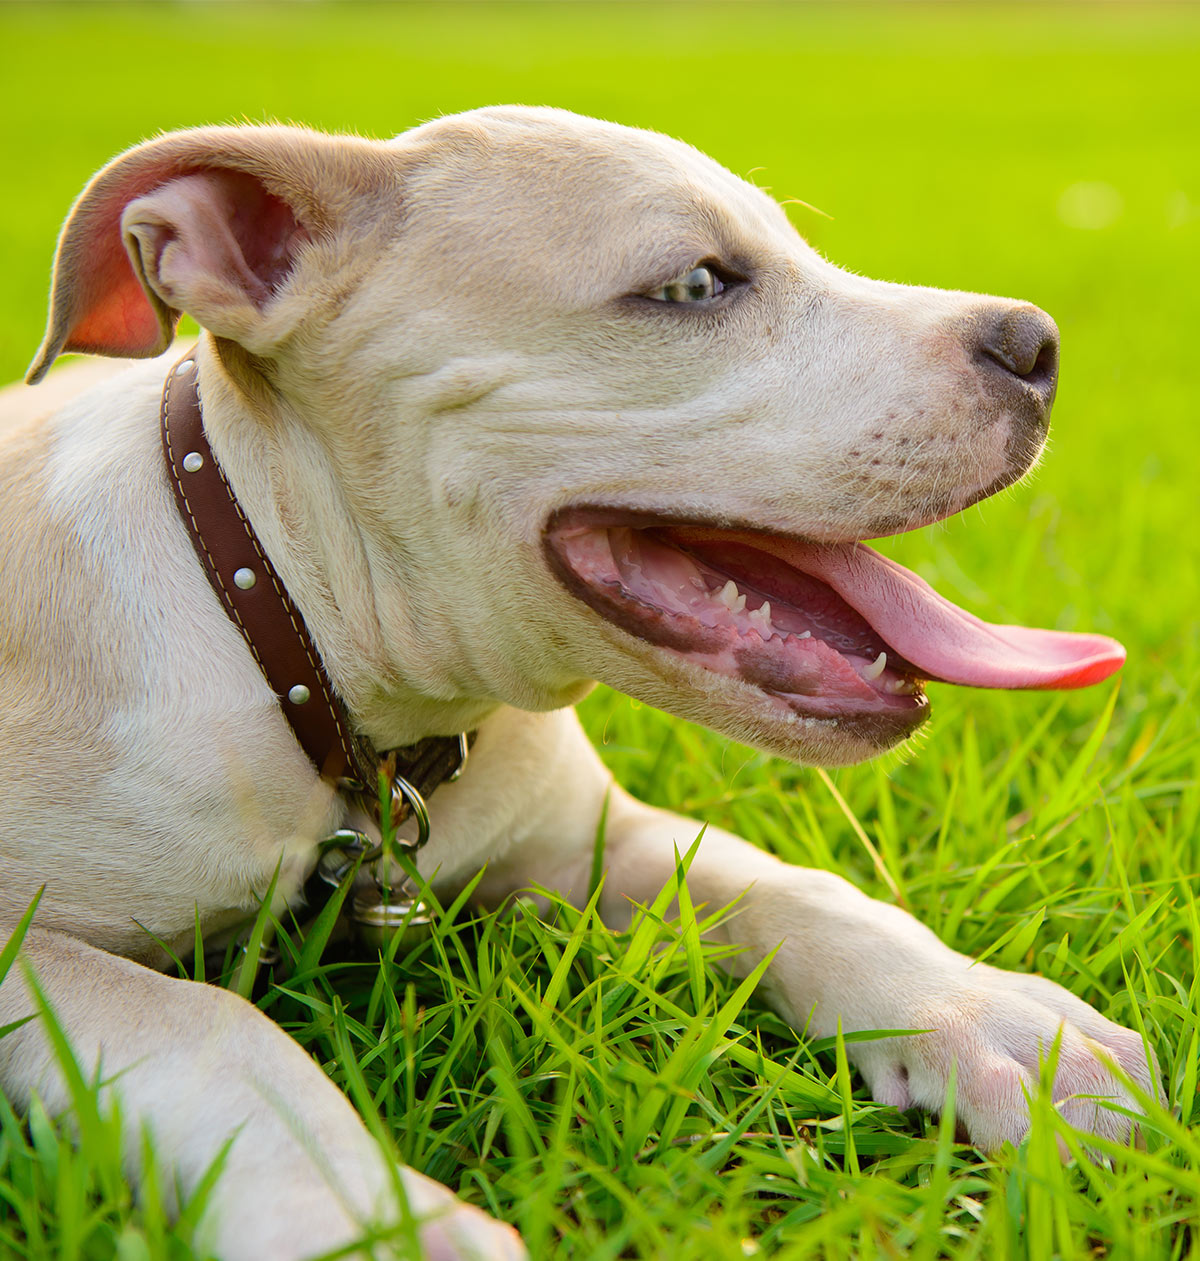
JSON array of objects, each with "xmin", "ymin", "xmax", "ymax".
[{"xmin": 188, "ymin": 338, "xmax": 506, "ymax": 750}]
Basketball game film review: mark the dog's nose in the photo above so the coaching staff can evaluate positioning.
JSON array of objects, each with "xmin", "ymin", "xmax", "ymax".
[{"xmin": 974, "ymin": 304, "xmax": 1059, "ymax": 412}]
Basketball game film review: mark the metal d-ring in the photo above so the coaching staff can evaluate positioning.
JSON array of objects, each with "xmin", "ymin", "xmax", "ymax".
[
  {"xmin": 448, "ymin": 732, "xmax": 469, "ymax": 782},
  {"xmin": 390, "ymin": 771, "xmax": 431, "ymax": 851}
]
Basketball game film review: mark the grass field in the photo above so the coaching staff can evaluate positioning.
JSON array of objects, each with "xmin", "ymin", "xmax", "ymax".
[{"xmin": 1, "ymin": 2, "xmax": 1199, "ymax": 1257}]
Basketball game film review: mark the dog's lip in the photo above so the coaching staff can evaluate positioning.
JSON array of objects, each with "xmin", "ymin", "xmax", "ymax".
[
  {"xmin": 543, "ymin": 504, "xmax": 1127, "ymax": 697},
  {"xmin": 543, "ymin": 503, "xmax": 832, "ymax": 546}
]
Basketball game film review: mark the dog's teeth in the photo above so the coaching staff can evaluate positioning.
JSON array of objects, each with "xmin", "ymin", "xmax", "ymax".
[
  {"xmin": 861, "ymin": 651, "xmax": 888, "ymax": 682},
  {"xmin": 795, "ymin": 630, "xmax": 812, "ymax": 640},
  {"xmin": 717, "ymin": 580, "xmax": 741, "ymax": 611},
  {"xmin": 733, "ymin": 593, "xmax": 747, "ymax": 612},
  {"xmin": 748, "ymin": 600, "xmax": 772, "ymax": 633},
  {"xmin": 886, "ymin": 677, "xmax": 918, "ymax": 695}
]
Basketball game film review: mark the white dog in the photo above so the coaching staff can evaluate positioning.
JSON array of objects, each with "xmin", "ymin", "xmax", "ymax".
[{"xmin": 0, "ymin": 107, "xmax": 1156, "ymax": 1259}]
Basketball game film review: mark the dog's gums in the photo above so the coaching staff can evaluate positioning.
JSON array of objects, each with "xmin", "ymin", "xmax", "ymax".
[{"xmin": 545, "ymin": 508, "xmax": 1127, "ymax": 737}]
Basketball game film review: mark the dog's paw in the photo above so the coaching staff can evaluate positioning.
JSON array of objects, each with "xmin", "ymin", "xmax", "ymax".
[
  {"xmin": 376, "ymin": 1170, "xmax": 528, "ymax": 1261},
  {"xmin": 206, "ymin": 1158, "xmax": 528, "ymax": 1261},
  {"xmin": 849, "ymin": 962, "xmax": 1159, "ymax": 1151},
  {"xmin": 417, "ymin": 1200, "xmax": 528, "ymax": 1261}
]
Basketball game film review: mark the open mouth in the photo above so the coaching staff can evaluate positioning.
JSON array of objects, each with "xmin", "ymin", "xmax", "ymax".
[{"xmin": 545, "ymin": 507, "xmax": 1126, "ymax": 742}]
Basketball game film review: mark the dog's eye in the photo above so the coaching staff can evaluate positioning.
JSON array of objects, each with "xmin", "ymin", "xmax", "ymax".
[{"xmin": 647, "ymin": 265, "xmax": 725, "ymax": 303}]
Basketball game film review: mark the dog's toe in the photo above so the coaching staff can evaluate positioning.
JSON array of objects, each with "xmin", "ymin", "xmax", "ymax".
[
  {"xmin": 852, "ymin": 968, "xmax": 1159, "ymax": 1152},
  {"xmin": 419, "ymin": 1204, "xmax": 529, "ymax": 1261},
  {"xmin": 979, "ymin": 965, "xmax": 1161, "ymax": 1102}
]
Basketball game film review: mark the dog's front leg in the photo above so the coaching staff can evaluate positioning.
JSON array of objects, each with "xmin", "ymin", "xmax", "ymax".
[
  {"xmin": 477, "ymin": 715, "xmax": 1157, "ymax": 1151},
  {"xmin": 0, "ymin": 926, "xmax": 525, "ymax": 1260}
]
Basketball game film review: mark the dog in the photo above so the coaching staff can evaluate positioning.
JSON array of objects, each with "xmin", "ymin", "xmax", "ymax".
[{"xmin": 0, "ymin": 106, "xmax": 1157, "ymax": 1259}]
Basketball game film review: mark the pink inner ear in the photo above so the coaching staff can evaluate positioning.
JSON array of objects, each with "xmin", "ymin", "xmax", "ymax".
[
  {"xmin": 220, "ymin": 172, "xmax": 308, "ymax": 299},
  {"xmin": 122, "ymin": 169, "xmax": 310, "ymax": 328},
  {"xmin": 57, "ymin": 166, "xmax": 308, "ymax": 361}
]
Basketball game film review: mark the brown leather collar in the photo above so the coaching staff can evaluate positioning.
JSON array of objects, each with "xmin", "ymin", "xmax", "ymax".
[{"xmin": 160, "ymin": 351, "xmax": 469, "ymax": 806}]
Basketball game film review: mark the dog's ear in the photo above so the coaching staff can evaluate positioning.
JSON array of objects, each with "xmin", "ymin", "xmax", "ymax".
[{"xmin": 27, "ymin": 125, "xmax": 393, "ymax": 384}]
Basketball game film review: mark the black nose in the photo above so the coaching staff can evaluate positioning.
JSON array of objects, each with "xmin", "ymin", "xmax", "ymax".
[{"xmin": 974, "ymin": 304, "xmax": 1059, "ymax": 411}]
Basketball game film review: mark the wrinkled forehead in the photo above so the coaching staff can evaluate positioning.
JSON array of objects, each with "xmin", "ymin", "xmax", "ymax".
[{"xmin": 389, "ymin": 108, "xmax": 797, "ymax": 297}]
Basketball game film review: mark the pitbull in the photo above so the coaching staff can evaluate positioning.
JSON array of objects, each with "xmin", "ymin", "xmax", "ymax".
[{"xmin": 0, "ymin": 107, "xmax": 1156, "ymax": 1259}]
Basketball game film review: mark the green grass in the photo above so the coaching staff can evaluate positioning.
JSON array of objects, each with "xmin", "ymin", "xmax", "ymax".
[{"xmin": 1, "ymin": 2, "xmax": 1198, "ymax": 1257}]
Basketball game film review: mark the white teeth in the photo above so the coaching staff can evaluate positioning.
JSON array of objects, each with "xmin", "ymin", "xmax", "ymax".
[
  {"xmin": 748, "ymin": 600, "xmax": 773, "ymax": 634},
  {"xmin": 861, "ymin": 651, "xmax": 888, "ymax": 681},
  {"xmin": 886, "ymin": 677, "xmax": 918, "ymax": 695},
  {"xmin": 715, "ymin": 579, "xmax": 748, "ymax": 614},
  {"xmin": 795, "ymin": 630, "xmax": 812, "ymax": 640},
  {"xmin": 717, "ymin": 579, "xmax": 741, "ymax": 611}
]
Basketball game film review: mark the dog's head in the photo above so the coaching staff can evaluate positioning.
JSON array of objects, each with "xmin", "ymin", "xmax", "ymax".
[{"xmin": 30, "ymin": 107, "xmax": 1122, "ymax": 764}]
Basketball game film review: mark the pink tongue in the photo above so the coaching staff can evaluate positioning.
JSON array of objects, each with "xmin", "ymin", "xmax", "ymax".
[{"xmin": 771, "ymin": 540, "xmax": 1124, "ymax": 690}]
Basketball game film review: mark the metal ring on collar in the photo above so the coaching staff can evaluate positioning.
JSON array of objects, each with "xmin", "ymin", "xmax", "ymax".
[
  {"xmin": 448, "ymin": 732, "xmax": 470, "ymax": 782},
  {"xmin": 315, "ymin": 829, "xmax": 376, "ymax": 885},
  {"xmin": 390, "ymin": 771, "xmax": 431, "ymax": 850}
]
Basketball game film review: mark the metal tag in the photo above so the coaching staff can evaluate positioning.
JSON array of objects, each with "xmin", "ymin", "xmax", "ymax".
[{"xmin": 349, "ymin": 891, "xmax": 435, "ymax": 952}]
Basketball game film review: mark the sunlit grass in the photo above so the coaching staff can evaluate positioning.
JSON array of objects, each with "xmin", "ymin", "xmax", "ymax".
[{"xmin": 0, "ymin": 2, "xmax": 1197, "ymax": 1257}]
